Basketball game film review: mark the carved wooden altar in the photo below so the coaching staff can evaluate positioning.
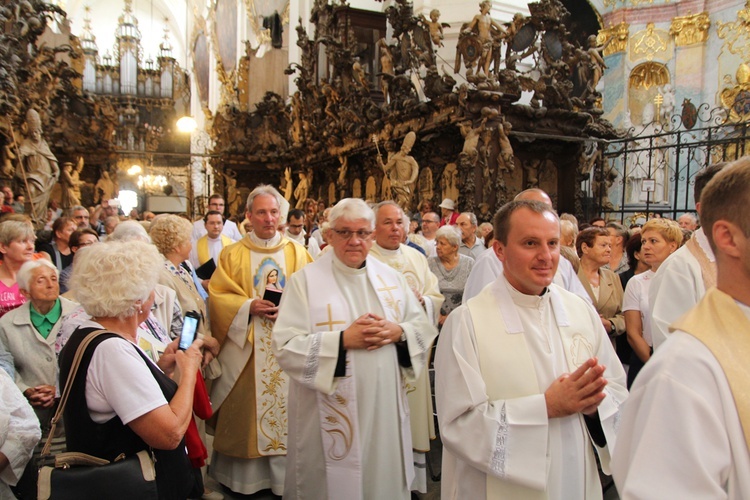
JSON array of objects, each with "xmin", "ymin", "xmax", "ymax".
[{"xmin": 208, "ymin": 0, "xmax": 618, "ymax": 219}]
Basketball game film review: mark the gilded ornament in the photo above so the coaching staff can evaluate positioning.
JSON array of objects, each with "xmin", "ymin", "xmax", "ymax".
[
  {"xmin": 717, "ymin": 1, "xmax": 750, "ymax": 61},
  {"xmin": 630, "ymin": 23, "xmax": 670, "ymax": 62},
  {"xmin": 670, "ymin": 12, "xmax": 710, "ymax": 46},
  {"xmin": 597, "ymin": 22, "xmax": 629, "ymax": 56},
  {"xmin": 720, "ymin": 63, "xmax": 750, "ymax": 122},
  {"xmin": 629, "ymin": 62, "xmax": 670, "ymax": 90}
]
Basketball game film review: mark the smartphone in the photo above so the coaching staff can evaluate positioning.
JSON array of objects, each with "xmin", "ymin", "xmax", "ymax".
[{"xmin": 179, "ymin": 311, "xmax": 200, "ymax": 350}]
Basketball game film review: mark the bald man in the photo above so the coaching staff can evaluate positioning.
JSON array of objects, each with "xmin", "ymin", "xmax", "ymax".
[{"xmin": 462, "ymin": 189, "xmax": 592, "ymax": 304}]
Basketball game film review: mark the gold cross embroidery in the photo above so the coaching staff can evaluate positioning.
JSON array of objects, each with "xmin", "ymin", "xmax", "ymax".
[
  {"xmin": 315, "ymin": 304, "xmax": 347, "ymax": 330},
  {"xmin": 376, "ymin": 275, "xmax": 401, "ymax": 319}
]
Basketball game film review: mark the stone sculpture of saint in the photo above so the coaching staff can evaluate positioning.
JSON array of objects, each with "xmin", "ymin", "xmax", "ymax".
[
  {"xmin": 294, "ymin": 172, "xmax": 309, "ymax": 209},
  {"xmin": 280, "ymin": 167, "xmax": 294, "ymax": 202},
  {"xmin": 95, "ymin": 170, "xmax": 115, "ymax": 204},
  {"xmin": 16, "ymin": 109, "xmax": 59, "ymax": 229},
  {"xmin": 376, "ymin": 132, "xmax": 420, "ymax": 210},
  {"xmin": 59, "ymin": 157, "xmax": 85, "ymax": 209}
]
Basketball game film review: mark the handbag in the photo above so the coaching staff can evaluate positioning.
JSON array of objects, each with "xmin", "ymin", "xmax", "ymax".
[{"xmin": 37, "ymin": 330, "xmax": 159, "ymax": 500}]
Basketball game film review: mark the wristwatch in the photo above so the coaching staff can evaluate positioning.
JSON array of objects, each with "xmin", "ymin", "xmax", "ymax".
[{"xmin": 608, "ymin": 323, "xmax": 616, "ymax": 336}]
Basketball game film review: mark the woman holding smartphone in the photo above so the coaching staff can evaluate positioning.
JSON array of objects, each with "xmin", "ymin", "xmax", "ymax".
[
  {"xmin": 150, "ymin": 215, "xmax": 219, "ymax": 364},
  {"xmin": 59, "ymin": 240, "xmax": 204, "ymax": 499}
]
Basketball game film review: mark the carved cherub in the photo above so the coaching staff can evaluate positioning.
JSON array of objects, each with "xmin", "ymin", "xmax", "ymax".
[{"xmin": 420, "ymin": 9, "xmax": 449, "ymax": 48}]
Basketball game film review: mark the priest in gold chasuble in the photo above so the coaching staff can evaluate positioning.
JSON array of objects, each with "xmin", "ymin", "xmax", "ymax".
[{"xmin": 208, "ymin": 185, "xmax": 312, "ymax": 496}]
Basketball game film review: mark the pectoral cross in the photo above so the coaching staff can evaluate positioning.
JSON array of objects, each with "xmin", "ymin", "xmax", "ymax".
[
  {"xmin": 315, "ymin": 304, "xmax": 347, "ymax": 330},
  {"xmin": 376, "ymin": 275, "xmax": 401, "ymax": 318}
]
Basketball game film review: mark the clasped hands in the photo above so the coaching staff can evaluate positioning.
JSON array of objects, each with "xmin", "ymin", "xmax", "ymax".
[
  {"xmin": 545, "ymin": 357, "xmax": 608, "ymax": 418},
  {"xmin": 342, "ymin": 313, "xmax": 403, "ymax": 351}
]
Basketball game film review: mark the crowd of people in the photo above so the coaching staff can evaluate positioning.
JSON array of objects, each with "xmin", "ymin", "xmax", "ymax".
[{"xmin": 0, "ymin": 155, "xmax": 748, "ymax": 500}]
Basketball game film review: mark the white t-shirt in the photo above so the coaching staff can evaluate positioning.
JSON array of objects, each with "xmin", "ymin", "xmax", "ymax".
[
  {"xmin": 622, "ymin": 270, "xmax": 655, "ymax": 346},
  {"xmin": 85, "ymin": 334, "xmax": 168, "ymax": 424}
]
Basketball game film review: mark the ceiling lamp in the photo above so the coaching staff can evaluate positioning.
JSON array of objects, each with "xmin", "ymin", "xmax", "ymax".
[{"xmin": 176, "ymin": 116, "xmax": 197, "ymax": 133}]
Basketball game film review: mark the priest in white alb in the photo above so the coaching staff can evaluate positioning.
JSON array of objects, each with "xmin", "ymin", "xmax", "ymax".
[
  {"xmin": 273, "ymin": 198, "xmax": 438, "ymax": 500},
  {"xmin": 612, "ymin": 156, "xmax": 750, "ymax": 498},
  {"xmin": 208, "ymin": 185, "xmax": 312, "ymax": 496},
  {"xmin": 648, "ymin": 162, "xmax": 726, "ymax": 350},
  {"xmin": 368, "ymin": 200, "xmax": 443, "ymax": 494},
  {"xmin": 435, "ymin": 199, "xmax": 627, "ymax": 499}
]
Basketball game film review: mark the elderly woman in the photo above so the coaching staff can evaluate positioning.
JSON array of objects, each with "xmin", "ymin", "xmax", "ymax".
[
  {"xmin": 0, "ymin": 259, "xmax": 77, "ymax": 497},
  {"xmin": 0, "ymin": 220, "xmax": 36, "ymax": 317},
  {"xmin": 576, "ymin": 227, "xmax": 626, "ymax": 347},
  {"xmin": 59, "ymin": 240, "xmax": 204, "ymax": 499},
  {"xmin": 428, "ymin": 225, "xmax": 474, "ymax": 326},
  {"xmin": 37, "ymin": 216, "xmax": 77, "ymax": 272},
  {"xmin": 149, "ymin": 215, "xmax": 219, "ymax": 363},
  {"xmin": 623, "ymin": 218, "xmax": 682, "ymax": 388}
]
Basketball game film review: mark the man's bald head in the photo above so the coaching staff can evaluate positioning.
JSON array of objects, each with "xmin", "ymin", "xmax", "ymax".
[{"xmin": 514, "ymin": 188, "xmax": 553, "ymax": 208}]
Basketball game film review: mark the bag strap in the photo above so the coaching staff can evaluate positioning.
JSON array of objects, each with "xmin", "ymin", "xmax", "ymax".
[{"xmin": 41, "ymin": 329, "xmax": 110, "ymax": 457}]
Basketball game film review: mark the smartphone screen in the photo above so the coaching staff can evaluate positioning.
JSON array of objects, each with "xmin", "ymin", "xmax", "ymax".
[{"xmin": 179, "ymin": 313, "xmax": 200, "ymax": 350}]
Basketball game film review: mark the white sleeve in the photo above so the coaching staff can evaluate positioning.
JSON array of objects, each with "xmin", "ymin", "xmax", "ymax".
[
  {"xmin": 649, "ymin": 252, "xmax": 704, "ymax": 350},
  {"xmin": 612, "ymin": 334, "xmax": 734, "ymax": 499},
  {"xmin": 462, "ymin": 250, "xmax": 503, "ymax": 304},
  {"xmin": 0, "ymin": 369, "xmax": 41, "ymax": 487},
  {"xmin": 435, "ymin": 306, "xmax": 549, "ymax": 490},
  {"xmin": 225, "ymin": 221, "xmax": 243, "ymax": 242},
  {"xmin": 622, "ymin": 277, "xmax": 641, "ymax": 312},
  {"xmin": 86, "ymin": 338, "xmax": 168, "ymax": 424}
]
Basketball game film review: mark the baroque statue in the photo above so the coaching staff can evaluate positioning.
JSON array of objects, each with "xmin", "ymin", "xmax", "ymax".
[
  {"xmin": 16, "ymin": 109, "xmax": 59, "ymax": 229},
  {"xmin": 376, "ymin": 132, "xmax": 420, "ymax": 211}
]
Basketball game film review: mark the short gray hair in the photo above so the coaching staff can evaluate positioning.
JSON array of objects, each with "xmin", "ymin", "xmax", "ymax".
[
  {"xmin": 17, "ymin": 259, "xmax": 59, "ymax": 291},
  {"xmin": 70, "ymin": 240, "xmax": 163, "ymax": 320},
  {"xmin": 460, "ymin": 212, "xmax": 477, "ymax": 227},
  {"xmin": 373, "ymin": 200, "xmax": 402, "ymax": 220},
  {"xmin": 329, "ymin": 198, "xmax": 375, "ymax": 230},
  {"xmin": 246, "ymin": 184, "xmax": 283, "ymax": 213},
  {"xmin": 435, "ymin": 225, "xmax": 461, "ymax": 247},
  {"xmin": 107, "ymin": 220, "xmax": 151, "ymax": 243}
]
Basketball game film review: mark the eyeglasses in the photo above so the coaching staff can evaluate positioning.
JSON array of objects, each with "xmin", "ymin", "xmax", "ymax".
[
  {"xmin": 423, "ymin": 219, "xmax": 439, "ymax": 224},
  {"xmin": 332, "ymin": 229, "xmax": 373, "ymax": 240}
]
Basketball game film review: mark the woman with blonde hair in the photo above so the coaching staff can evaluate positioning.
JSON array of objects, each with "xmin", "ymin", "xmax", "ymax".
[
  {"xmin": 623, "ymin": 218, "xmax": 683, "ymax": 387},
  {"xmin": 0, "ymin": 220, "xmax": 36, "ymax": 317},
  {"xmin": 150, "ymin": 215, "xmax": 211, "ymax": 342}
]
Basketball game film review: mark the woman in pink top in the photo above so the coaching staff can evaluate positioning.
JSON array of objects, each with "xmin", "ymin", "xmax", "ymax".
[{"xmin": 0, "ymin": 220, "xmax": 36, "ymax": 317}]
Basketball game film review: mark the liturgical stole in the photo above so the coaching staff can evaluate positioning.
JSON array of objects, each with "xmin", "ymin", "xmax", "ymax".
[
  {"xmin": 466, "ymin": 277, "xmax": 603, "ymax": 500},
  {"xmin": 196, "ymin": 234, "xmax": 232, "ymax": 265},
  {"xmin": 685, "ymin": 235, "xmax": 717, "ymax": 291},
  {"xmin": 304, "ymin": 253, "xmax": 414, "ymax": 500},
  {"xmin": 671, "ymin": 287, "xmax": 750, "ymax": 451}
]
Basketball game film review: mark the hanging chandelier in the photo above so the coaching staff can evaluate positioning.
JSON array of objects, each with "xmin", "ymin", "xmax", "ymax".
[{"xmin": 138, "ymin": 174, "xmax": 168, "ymax": 193}]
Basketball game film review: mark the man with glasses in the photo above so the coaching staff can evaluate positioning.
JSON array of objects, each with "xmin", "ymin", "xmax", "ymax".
[
  {"xmin": 413, "ymin": 211, "xmax": 440, "ymax": 258},
  {"xmin": 192, "ymin": 194, "xmax": 243, "ymax": 243},
  {"xmin": 273, "ymin": 197, "xmax": 437, "ymax": 499},
  {"xmin": 284, "ymin": 209, "xmax": 320, "ymax": 259}
]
